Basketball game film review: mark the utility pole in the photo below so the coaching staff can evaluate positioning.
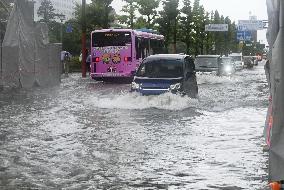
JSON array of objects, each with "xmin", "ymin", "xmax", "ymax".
[
  {"xmin": 58, "ymin": 14, "xmax": 65, "ymax": 48},
  {"xmin": 81, "ymin": 0, "xmax": 86, "ymax": 78}
]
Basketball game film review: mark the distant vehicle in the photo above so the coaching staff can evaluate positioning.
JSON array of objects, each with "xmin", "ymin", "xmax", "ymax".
[
  {"xmin": 252, "ymin": 56, "xmax": 259, "ymax": 66},
  {"xmin": 90, "ymin": 28, "xmax": 165, "ymax": 82},
  {"xmin": 131, "ymin": 54, "xmax": 198, "ymax": 98},
  {"xmin": 229, "ymin": 53, "xmax": 244, "ymax": 70},
  {"xmin": 262, "ymin": 53, "xmax": 267, "ymax": 60},
  {"xmin": 220, "ymin": 56, "xmax": 235, "ymax": 75},
  {"xmin": 194, "ymin": 55, "xmax": 221, "ymax": 75},
  {"xmin": 243, "ymin": 56, "xmax": 254, "ymax": 68}
]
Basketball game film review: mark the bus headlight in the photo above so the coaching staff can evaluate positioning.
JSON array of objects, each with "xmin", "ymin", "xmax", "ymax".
[
  {"xmin": 131, "ymin": 82, "xmax": 140, "ymax": 90},
  {"xmin": 170, "ymin": 83, "xmax": 181, "ymax": 90}
]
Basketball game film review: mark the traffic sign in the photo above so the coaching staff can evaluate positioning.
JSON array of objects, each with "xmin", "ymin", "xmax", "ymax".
[
  {"xmin": 66, "ymin": 24, "xmax": 73, "ymax": 33},
  {"xmin": 238, "ymin": 20, "xmax": 265, "ymax": 31},
  {"xmin": 205, "ymin": 24, "xmax": 228, "ymax": 31},
  {"xmin": 237, "ymin": 31, "xmax": 252, "ymax": 41}
]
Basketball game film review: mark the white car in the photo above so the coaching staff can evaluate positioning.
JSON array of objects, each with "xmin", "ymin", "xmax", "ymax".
[{"xmin": 229, "ymin": 53, "xmax": 243, "ymax": 70}]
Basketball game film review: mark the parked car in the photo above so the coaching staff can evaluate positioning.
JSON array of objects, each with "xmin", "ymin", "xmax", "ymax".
[
  {"xmin": 131, "ymin": 54, "xmax": 198, "ymax": 98},
  {"xmin": 229, "ymin": 53, "xmax": 244, "ymax": 70},
  {"xmin": 243, "ymin": 56, "xmax": 254, "ymax": 68},
  {"xmin": 220, "ymin": 56, "xmax": 235, "ymax": 75},
  {"xmin": 195, "ymin": 55, "xmax": 221, "ymax": 75}
]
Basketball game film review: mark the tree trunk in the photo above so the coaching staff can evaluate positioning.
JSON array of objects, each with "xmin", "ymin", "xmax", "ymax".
[
  {"xmin": 186, "ymin": 41, "xmax": 190, "ymax": 54},
  {"xmin": 104, "ymin": 6, "xmax": 109, "ymax": 28},
  {"xmin": 147, "ymin": 15, "xmax": 151, "ymax": 28}
]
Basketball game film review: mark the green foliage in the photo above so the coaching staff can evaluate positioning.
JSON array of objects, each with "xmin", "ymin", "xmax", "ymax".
[
  {"xmin": 192, "ymin": 0, "xmax": 207, "ymax": 55},
  {"xmin": 37, "ymin": 0, "xmax": 56, "ymax": 23},
  {"xmin": 179, "ymin": 0, "xmax": 193, "ymax": 54},
  {"xmin": 90, "ymin": 0, "xmax": 115, "ymax": 28},
  {"xmin": 48, "ymin": 21, "xmax": 61, "ymax": 43},
  {"xmin": 0, "ymin": 0, "xmax": 12, "ymax": 35},
  {"xmin": 242, "ymin": 42, "xmax": 265, "ymax": 56},
  {"xmin": 56, "ymin": 0, "xmax": 240, "ymax": 58},
  {"xmin": 69, "ymin": 56, "xmax": 82, "ymax": 72},
  {"xmin": 118, "ymin": 0, "xmax": 138, "ymax": 29},
  {"xmin": 135, "ymin": 0, "xmax": 160, "ymax": 28},
  {"xmin": 134, "ymin": 16, "xmax": 148, "ymax": 28},
  {"xmin": 157, "ymin": 0, "xmax": 179, "ymax": 52},
  {"xmin": 62, "ymin": 21, "xmax": 82, "ymax": 55}
]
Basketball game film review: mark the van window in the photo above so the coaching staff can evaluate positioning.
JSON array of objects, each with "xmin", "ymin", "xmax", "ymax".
[
  {"xmin": 137, "ymin": 59, "xmax": 183, "ymax": 78},
  {"xmin": 195, "ymin": 57, "xmax": 219, "ymax": 67}
]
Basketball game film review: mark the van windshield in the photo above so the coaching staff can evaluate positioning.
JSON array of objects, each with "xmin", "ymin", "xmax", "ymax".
[
  {"xmin": 195, "ymin": 57, "xmax": 218, "ymax": 67},
  {"xmin": 137, "ymin": 59, "xmax": 183, "ymax": 78},
  {"xmin": 230, "ymin": 56, "xmax": 242, "ymax": 62},
  {"xmin": 221, "ymin": 57, "xmax": 233, "ymax": 64}
]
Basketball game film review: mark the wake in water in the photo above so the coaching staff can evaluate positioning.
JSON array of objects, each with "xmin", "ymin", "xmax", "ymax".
[
  {"xmin": 197, "ymin": 72, "xmax": 243, "ymax": 85},
  {"xmin": 86, "ymin": 91, "xmax": 199, "ymax": 110}
]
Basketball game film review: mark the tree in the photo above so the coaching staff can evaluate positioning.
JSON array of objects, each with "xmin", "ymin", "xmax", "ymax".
[
  {"xmin": 203, "ymin": 12, "xmax": 214, "ymax": 54},
  {"xmin": 0, "ymin": 0, "xmax": 12, "ymax": 33},
  {"xmin": 118, "ymin": 0, "xmax": 137, "ymax": 29},
  {"xmin": 166, "ymin": 0, "xmax": 179, "ymax": 53},
  {"xmin": 135, "ymin": 0, "xmax": 160, "ymax": 28},
  {"xmin": 90, "ymin": 0, "xmax": 114, "ymax": 28},
  {"xmin": 157, "ymin": 0, "xmax": 179, "ymax": 53},
  {"xmin": 134, "ymin": 16, "xmax": 147, "ymax": 28},
  {"xmin": 37, "ymin": 0, "xmax": 56, "ymax": 23},
  {"xmin": 229, "ymin": 21, "xmax": 238, "ymax": 53},
  {"xmin": 197, "ymin": 6, "xmax": 206, "ymax": 54},
  {"xmin": 192, "ymin": 0, "xmax": 206, "ymax": 55},
  {"xmin": 179, "ymin": 0, "xmax": 193, "ymax": 54}
]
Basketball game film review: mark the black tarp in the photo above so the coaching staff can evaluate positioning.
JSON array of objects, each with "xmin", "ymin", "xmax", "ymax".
[{"xmin": 0, "ymin": 0, "xmax": 61, "ymax": 88}]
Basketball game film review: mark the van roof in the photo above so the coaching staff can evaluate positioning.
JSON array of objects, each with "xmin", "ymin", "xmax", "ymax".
[
  {"xmin": 196, "ymin": 55, "xmax": 220, "ymax": 58},
  {"xmin": 146, "ymin": 54, "xmax": 189, "ymax": 60}
]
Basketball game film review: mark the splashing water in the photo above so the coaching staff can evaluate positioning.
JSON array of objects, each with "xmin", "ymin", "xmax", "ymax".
[{"xmin": 87, "ymin": 91, "xmax": 199, "ymax": 110}]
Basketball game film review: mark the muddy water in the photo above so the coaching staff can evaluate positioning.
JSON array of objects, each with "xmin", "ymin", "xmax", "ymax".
[{"xmin": 0, "ymin": 63, "xmax": 269, "ymax": 189}]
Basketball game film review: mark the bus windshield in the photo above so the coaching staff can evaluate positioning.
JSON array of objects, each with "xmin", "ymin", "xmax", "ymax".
[
  {"xmin": 92, "ymin": 32, "xmax": 131, "ymax": 47},
  {"xmin": 137, "ymin": 59, "xmax": 183, "ymax": 78}
]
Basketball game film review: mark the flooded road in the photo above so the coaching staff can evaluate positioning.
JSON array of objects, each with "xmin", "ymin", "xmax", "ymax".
[{"xmin": 0, "ymin": 63, "xmax": 269, "ymax": 189}]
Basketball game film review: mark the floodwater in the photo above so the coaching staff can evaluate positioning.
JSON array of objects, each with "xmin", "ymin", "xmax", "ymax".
[{"xmin": 0, "ymin": 62, "xmax": 269, "ymax": 190}]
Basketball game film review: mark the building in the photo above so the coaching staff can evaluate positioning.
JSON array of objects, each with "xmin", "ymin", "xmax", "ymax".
[{"xmin": 33, "ymin": 0, "xmax": 81, "ymax": 22}]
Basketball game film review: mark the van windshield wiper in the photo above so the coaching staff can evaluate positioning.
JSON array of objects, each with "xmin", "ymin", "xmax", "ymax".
[{"xmin": 199, "ymin": 65, "xmax": 217, "ymax": 68}]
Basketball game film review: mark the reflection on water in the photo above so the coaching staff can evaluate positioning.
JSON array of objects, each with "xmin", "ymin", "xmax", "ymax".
[{"xmin": 0, "ymin": 64, "xmax": 269, "ymax": 189}]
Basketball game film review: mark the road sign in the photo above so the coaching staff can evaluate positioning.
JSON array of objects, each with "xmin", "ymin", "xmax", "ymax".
[
  {"xmin": 205, "ymin": 24, "xmax": 228, "ymax": 31},
  {"xmin": 238, "ymin": 20, "xmax": 265, "ymax": 31},
  {"xmin": 237, "ymin": 31, "xmax": 252, "ymax": 41},
  {"xmin": 66, "ymin": 24, "xmax": 73, "ymax": 33}
]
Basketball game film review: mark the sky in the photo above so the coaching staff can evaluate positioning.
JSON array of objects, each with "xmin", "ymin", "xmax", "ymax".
[{"xmin": 108, "ymin": 0, "xmax": 268, "ymax": 44}]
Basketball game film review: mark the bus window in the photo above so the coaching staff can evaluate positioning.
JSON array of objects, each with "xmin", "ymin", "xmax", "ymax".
[
  {"xmin": 92, "ymin": 32, "xmax": 131, "ymax": 47},
  {"xmin": 141, "ymin": 38, "xmax": 150, "ymax": 58},
  {"xmin": 135, "ymin": 37, "xmax": 142, "ymax": 59}
]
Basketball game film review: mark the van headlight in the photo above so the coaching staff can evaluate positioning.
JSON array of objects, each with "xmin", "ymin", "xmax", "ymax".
[
  {"xmin": 224, "ymin": 65, "xmax": 232, "ymax": 73},
  {"xmin": 170, "ymin": 83, "xmax": 181, "ymax": 90},
  {"xmin": 131, "ymin": 82, "xmax": 140, "ymax": 90}
]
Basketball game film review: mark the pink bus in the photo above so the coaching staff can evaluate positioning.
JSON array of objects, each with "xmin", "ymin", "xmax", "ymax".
[{"xmin": 90, "ymin": 29, "xmax": 164, "ymax": 81}]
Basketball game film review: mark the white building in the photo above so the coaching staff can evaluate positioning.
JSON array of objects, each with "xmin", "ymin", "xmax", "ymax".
[{"xmin": 33, "ymin": 0, "xmax": 81, "ymax": 22}]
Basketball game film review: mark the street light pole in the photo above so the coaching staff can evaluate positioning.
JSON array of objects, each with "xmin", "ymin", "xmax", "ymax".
[
  {"xmin": 81, "ymin": 0, "xmax": 87, "ymax": 78},
  {"xmin": 60, "ymin": 19, "xmax": 63, "ymax": 46},
  {"xmin": 57, "ymin": 14, "xmax": 65, "ymax": 48}
]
